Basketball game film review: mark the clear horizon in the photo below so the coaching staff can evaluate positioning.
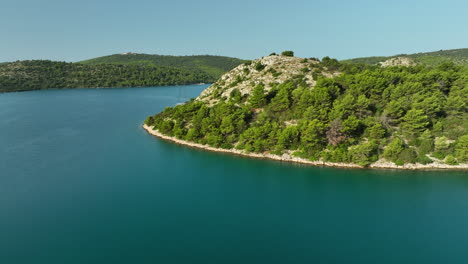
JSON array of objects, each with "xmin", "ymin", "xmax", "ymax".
[{"xmin": 2, "ymin": 0, "xmax": 468, "ymax": 62}]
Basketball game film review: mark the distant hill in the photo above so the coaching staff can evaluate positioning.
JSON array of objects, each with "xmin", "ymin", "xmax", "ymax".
[
  {"xmin": 80, "ymin": 53, "xmax": 246, "ymax": 80},
  {"xmin": 342, "ymin": 48, "xmax": 468, "ymax": 67},
  {"xmin": 0, "ymin": 60, "xmax": 213, "ymax": 93},
  {"xmin": 0, "ymin": 54, "xmax": 246, "ymax": 93}
]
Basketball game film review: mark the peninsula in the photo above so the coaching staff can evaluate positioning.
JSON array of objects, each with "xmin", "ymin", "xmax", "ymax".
[{"xmin": 144, "ymin": 51, "xmax": 468, "ymax": 169}]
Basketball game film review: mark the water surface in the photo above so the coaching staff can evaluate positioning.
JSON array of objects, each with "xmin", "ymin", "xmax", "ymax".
[{"xmin": 1, "ymin": 85, "xmax": 468, "ymax": 264}]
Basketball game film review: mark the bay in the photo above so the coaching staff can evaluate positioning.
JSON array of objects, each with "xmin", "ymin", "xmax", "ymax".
[{"xmin": 1, "ymin": 85, "xmax": 467, "ymax": 264}]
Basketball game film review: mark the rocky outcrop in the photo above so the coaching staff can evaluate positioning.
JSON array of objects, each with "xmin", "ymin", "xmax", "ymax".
[
  {"xmin": 197, "ymin": 55, "xmax": 337, "ymax": 105},
  {"xmin": 380, "ymin": 57, "xmax": 417, "ymax": 67}
]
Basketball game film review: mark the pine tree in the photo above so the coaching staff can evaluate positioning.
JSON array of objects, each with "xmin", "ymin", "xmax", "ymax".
[{"xmin": 249, "ymin": 84, "xmax": 266, "ymax": 108}]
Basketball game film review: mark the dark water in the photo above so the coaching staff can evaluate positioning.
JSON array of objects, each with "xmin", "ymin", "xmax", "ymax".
[{"xmin": 1, "ymin": 85, "xmax": 468, "ymax": 264}]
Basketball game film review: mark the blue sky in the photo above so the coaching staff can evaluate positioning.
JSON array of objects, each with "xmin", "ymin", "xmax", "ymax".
[{"xmin": 2, "ymin": 0, "xmax": 467, "ymax": 62}]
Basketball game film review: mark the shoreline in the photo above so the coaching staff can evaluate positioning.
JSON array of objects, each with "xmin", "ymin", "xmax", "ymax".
[
  {"xmin": 143, "ymin": 124, "xmax": 468, "ymax": 171},
  {"xmin": 0, "ymin": 83, "xmax": 212, "ymax": 94}
]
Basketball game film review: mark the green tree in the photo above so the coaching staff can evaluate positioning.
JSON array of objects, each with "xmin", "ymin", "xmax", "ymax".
[
  {"xmin": 348, "ymin": 141, "xmax": 379, "ymax": 166},
  {"xmin": 445, "ymin": 95, "xmax": 466, "ymax": 116},
  {"xmin": 269, "ymin": 86, "xmax": 291, "ymax": 113},
  {"xmin": 367, "ymin": 123, "xmax": 386, "ymax": 139},
  {"xmin": 144, "ymin": 116, "xmax": 154, "ymax": 126},
  {"xmin": 220, "ymin": 116, "xmax": 235, "ymax": 135},
  {"xmin": 159, "ymin": 120, "xmax": 175, "ymax": 134},
  {"xmin": 249, "ymin": 84, "xmax": 266, "ymax": 108},
  {"xmin": 384, "ymin": 100, "xmax": 405, "ymax": 121},
  {"xmin": 417, "ymin": 130, "xmax": 434, "ymax": 155},
  {"xmin": 277, "ymin": 126, "xmax": 300, "ymax": 149},
  {"xmin": 401, "ymin": 109, "xmax": 430, "ymax": 135}
]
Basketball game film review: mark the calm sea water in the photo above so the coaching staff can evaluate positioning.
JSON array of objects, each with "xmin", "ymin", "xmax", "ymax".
[{"xmin": 1, "ymin": 85, "xmax": 468, "ymax": 264}]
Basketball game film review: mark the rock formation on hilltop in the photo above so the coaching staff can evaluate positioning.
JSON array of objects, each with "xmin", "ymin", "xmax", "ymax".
[{"xmin": 380, "ymin": 57, "xmax": 417, "ymax": 67}]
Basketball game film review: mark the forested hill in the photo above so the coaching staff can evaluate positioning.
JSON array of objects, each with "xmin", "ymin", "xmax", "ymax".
[
  {"xmin": 80, "ymin": 53, "xmax": 246, "ymax": 80},
  {"xmin": 0, "ymin": 60, "xmax": 213, "ymax": 93},
  {"xmin": 146, "ymin": 52, "xmax": 468, "ymax": 167},
  {"xmin": 342, "ymin": 48, "xmax": 468, "ymax": 67}
]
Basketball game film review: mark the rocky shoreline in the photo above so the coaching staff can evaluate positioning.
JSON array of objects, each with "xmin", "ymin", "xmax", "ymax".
[{"xmin": 143, "ymin": 124, "xmax": 468, "ymax": 171}]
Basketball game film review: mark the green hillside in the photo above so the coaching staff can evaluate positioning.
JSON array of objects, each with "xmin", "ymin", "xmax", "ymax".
[
  {"xmin": 0, "ymin": 53, "xmax": 245, "ymax": 93},
  {"xmin": 145, "ymin": 54, "xmax": 468, "ymax": 167},
  {"xmin": 80, "ymin": 53, "xmax": 246, "ymax": 79},
  {"xmin": 0, "ymin": 60, "xmax": 212, "ymax": 93},
  {"xmin": 342, "ymin": 48, "xmax": 468, "ymax": 67}
]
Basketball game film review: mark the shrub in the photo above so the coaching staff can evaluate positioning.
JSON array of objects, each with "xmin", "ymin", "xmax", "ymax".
[
  {"xmin": 395, "ymin": 160, "xmax": 405, "ymax": 166},
  {"xmin": 254, "ymin": 62, "xmax": 266, "ymax": 71},
  {"xmin": 416, "ymin": 155, "xmax": 433, "ymax": 164},
  {"xmin": 445, "ymin": 155, "xmax": 459, "ymax": 165},
  {"xmin": 432, "ymin": 151, "xmax": 446, "ymax": 160},
  {"xmin": 220, "ymin": 143, "xmax": 234, "ymax": 149},
  {"xmin": 397, "ymin": 148, "xmax": 418, "ymax": 164},
  {"xmin": 321, "ymin": 56, "xmax": 340, "ymax": 69},
  {"xmin": 383, "ymin": 137, "xmax": 405, "ymax": 161},
  {"xmin": 434, "ymin": 136, "xmax": 450, "ymax": 152},
  {"xmin": 228, "ymin": 75, "xmax": 244, "ymax": 88},
  {"xmin": 271, "ymin": 150, "xmax": 283, "ymax": 155},
  {"xmin": 268, "ymin": 67, "xmax": 282, "ymax": 77},
  {"xmin": 281, "ymin": 51, "xmax": 294, "ymax": 57}
]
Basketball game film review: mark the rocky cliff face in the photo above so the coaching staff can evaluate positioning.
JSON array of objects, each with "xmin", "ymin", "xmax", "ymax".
[{"xmin": 197, "ymin": 55, "xmax": 338, "ymax": 105}]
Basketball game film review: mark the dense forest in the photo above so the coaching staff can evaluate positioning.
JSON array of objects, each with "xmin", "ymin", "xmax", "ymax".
[
  {"xmin": 80, "ymin": 53, "xmax": 246, "ymax": 80},
  {"xmin": 0, "ymin": 60, "xmax": 213, "ymax": 92},
  {"xmin": 0, "ymin": 54, "xmax": 245, "ymax": 93},
  {"xmin": 146, "ymin": 53, "xmax": 468, "ymax": 167}
]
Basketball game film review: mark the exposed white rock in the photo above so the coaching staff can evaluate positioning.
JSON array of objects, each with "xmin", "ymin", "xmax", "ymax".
[
  {"xmin": 197, "ymin": 55, "xmax": 338, "ymax": 105},
  {"xmin": 380, "ymin": 57, "xmax": 416, "ymax": 67}
]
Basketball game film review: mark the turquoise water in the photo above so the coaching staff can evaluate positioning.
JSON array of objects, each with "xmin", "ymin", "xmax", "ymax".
[{"xmin": 1, "ymin": 85, "xmax": 468, "ymax": 264}]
